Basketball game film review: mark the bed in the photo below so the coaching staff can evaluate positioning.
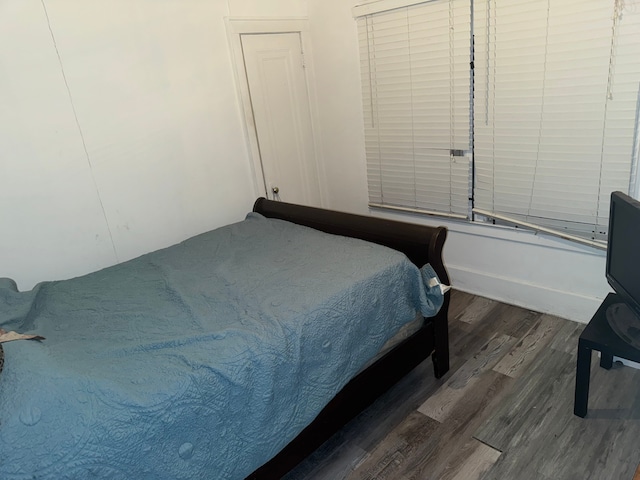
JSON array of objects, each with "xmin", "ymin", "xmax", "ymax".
[{"xmin": 0, "ymin": 198, "xmax": 450, "ymax": 480}]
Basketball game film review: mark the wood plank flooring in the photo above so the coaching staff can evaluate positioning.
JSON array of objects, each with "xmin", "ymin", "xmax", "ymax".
[{"xmin": 284, "ymin": 290, "xmax": 640, "ymax": 480}]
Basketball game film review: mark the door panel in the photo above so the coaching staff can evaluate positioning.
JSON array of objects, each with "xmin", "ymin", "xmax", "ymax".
[{"xmin": 241, "ymin": 33, "xmax": 321, "ymax": 206}]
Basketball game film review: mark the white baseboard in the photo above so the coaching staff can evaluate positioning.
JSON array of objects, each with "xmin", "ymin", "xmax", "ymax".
[{"xmin": 447, "ymin": 264, "xmax": 605, "ymax": 324}]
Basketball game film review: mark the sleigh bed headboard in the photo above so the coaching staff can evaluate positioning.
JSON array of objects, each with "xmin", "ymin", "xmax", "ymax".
[{"xmin": 253, "ymin": 197, "xmax": 450, "ymax": 287}]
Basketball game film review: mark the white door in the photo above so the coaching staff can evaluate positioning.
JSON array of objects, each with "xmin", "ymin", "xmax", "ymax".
[{"xmin": 240, "ymin": 33, "xmax": 321, "ymax": 206}]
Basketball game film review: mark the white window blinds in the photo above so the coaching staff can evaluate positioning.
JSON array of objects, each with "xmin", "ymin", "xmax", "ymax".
[
  {"xmin": 357, "ymin": 0, "xmax": 472, "ymax": 218},
  {"xmin": 473, "ymin": 0, "xmax": 640, "ymax": 242}
]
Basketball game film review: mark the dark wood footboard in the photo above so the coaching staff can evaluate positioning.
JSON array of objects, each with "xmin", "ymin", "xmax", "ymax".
[{"xmin": 248, "ymin": 198, "xmax": 450, "ymax": 479}]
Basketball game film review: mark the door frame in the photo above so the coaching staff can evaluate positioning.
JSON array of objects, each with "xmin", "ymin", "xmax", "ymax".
[{"xmin": 225, "ymin": 18, "xmax": 326, "ymax": 206}]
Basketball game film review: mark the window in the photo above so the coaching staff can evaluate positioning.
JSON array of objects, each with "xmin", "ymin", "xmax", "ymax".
[
  {"xmin": 355, "ymin": 0, "xmax": 640, "ymax": 247},
  {"xmin": 474, "ymin": 0, "xmax": 640, "ymax": 244},
  {"xmin": 357, "ymin": 0, "xmax": 472, "ymax": 218}
]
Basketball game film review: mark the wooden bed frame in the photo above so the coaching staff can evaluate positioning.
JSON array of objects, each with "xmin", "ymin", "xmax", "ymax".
[{"xmin": 247, "ymin": 198, "xmax": 451, "ymax": 479}]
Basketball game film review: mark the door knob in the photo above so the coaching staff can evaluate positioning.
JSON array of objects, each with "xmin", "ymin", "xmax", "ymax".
[{"xmin": 272, "ymin": 186, "xmax": 279, "ymax": 195}]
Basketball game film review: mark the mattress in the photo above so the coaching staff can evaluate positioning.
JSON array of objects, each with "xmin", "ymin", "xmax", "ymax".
[{"xmin": 0, "ymin": 212, "xmax": 443, "ymax": 480}]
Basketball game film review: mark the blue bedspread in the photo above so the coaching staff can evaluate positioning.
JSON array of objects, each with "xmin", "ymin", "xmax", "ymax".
[{"xmin": 0, "ymin": 213, "xmax": 443, "ymax": 480}]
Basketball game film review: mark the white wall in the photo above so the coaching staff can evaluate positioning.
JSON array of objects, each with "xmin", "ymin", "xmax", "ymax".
[
  {"xmin": 227, "ymin": 0, "xmax": 307, "ymax": 17},
  {"xmin": 2, "ymin": 0, "xmax": 309, "ymax": 291},
  {"xmin": 306, "ymin": 1, "xmax": 370, "ymax": 213},
  {"xmin": 307, "ymin": 0, "xmax": 612, "ymax": 323}
]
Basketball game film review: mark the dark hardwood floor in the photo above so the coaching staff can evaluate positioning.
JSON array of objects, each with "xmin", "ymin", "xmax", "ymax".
[{"xmin": 284, "ymin": 290, "xmax": 640, "ymax": 480}]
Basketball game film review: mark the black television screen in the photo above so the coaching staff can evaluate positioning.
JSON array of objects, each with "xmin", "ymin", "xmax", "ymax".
[{"xmin": 606, "ymin": 191, "xmax": 640, "ymax": 318}]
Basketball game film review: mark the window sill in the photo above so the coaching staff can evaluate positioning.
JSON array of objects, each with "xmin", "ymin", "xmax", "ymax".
[{"xmin": 370, "ymin": 208, "xmax": 606, "ymax": 258}]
